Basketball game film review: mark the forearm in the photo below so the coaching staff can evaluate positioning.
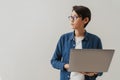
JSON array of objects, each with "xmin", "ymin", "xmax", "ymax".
[{"xmin": 51, "ymin": 59, "xmax": 66, "ymax": 71}]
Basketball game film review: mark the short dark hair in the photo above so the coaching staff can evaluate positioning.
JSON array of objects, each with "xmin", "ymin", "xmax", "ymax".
[{"xmin": 72, "ymin": 5, "xmax": 91, "ymax": 28}]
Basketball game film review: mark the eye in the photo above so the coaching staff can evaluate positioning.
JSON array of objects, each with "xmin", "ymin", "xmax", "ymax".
[
  {"xmin": 68, "ymin": 16, "xmax": 79, "ymax": 21},
  {"xmin": 73, "ymin": 16, "xmax": 79, "ymax": 20}
]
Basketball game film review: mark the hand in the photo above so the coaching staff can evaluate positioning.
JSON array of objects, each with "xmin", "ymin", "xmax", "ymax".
[
  {"xmin": 80, "ymin": 72, "xmax": 98, "ymax": 76},
  {"xmin": 85, "ymin": 72, "xmax": 97, "ymax": 76},
  {"xmin": 64, "ymin": 64, "xmax": 69, "ymax": 70}
]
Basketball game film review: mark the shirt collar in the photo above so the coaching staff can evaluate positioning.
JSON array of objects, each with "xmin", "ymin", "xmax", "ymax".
[{"xmin": 70, "ymin": 30, "xmax": 89, "ymax": 41}]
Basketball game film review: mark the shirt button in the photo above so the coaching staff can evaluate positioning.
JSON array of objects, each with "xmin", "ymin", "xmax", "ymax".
[
  {"xmin": 73, "ymin": 44, "xmax": 75, "ymax": 46},
  {"xmin": 67, "ymin": 75, "xmax": 70, "ymax": 78}
]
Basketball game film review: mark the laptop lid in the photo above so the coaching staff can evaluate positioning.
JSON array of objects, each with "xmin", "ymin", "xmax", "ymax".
[{"xmin": 68, "ymin": 49, "xmax": 114, "ymax": 72}]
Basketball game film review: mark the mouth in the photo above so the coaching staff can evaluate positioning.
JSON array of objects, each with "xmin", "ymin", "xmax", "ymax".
[
  {"xmin": 71, "ymin": 24, "xmax": 75, "ymax": 28},
  {"xmin": 71, "ymin": 23, "xmax": 74, "ymax": 26}
]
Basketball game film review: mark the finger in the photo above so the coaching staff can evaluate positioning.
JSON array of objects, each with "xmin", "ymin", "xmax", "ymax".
[
  {"xmin": 86, "ymin": 73, "xmax": 95, "ymax": 76},
  {"xmin": 94, "ymin": 72, "xmax": 98, "ymax": 74},
  {"xmin": 80, "ymin": 72, "xmax": 86, "ymax": 75}
]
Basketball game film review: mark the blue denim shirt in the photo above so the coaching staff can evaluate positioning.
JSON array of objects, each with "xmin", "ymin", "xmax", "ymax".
[{"xmin": 51, "ymin": 31, "xmax": 103, "ymax": 80}]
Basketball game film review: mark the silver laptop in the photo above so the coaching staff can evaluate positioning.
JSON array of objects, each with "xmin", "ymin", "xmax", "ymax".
[{"xmin": 68, "ymin": 49, "xmax": 114, "ymax": 72}]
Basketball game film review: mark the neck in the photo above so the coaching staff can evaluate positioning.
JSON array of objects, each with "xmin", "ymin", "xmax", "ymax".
[{"xmin": 75, "ymin": 29, "xmax": 85, "ymax": 37}]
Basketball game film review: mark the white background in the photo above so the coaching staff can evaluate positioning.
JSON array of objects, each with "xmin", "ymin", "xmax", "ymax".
[{"xmin": 0, "ymin": 0, "xmax": 120, "ymax": 80}]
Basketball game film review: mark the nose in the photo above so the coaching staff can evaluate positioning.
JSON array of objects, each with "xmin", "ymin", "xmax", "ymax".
[
  {"xmin": 70, "ymin": 19, "xmax": 74, "ymax": 23},
  {"xmin": 70, "ymin": 22, "xmax": 74, "ymax": 25}
]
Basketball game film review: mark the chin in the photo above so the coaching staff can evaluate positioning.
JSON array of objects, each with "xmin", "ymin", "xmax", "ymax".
[{"xmin": 71, "ymin": 26, "xmax": 76, "ymax": 29}]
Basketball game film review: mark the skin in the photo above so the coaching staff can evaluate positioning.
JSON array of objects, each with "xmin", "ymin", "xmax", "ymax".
[{"xmin": 64, "ymin": 10, "xmax": 98, "ymax": 76}]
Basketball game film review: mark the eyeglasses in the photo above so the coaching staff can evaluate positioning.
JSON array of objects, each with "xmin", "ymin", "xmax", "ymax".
[{"xmin": 68, "ymin": 16, "xmax": 79, "ymax": 21}]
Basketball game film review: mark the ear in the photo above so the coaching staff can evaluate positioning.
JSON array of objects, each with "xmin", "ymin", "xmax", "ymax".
[{"xmin": 83, "ymin": 17, "xmax": 89, "ymax": 24}]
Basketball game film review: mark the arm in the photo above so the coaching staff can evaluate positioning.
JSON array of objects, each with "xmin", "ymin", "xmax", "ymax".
[
  {"xmin": 80, "ymin": 37, "xmax": 103, "ymax": 78},
  {"xmin": 97, "ymin": 37, "xmax": 103, "ymax": 76},
  {"xmin": 50, "ymin": 35, "xmax": 66, "ymax": 71}
]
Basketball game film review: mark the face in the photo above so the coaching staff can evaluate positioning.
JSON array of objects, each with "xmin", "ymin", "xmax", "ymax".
[{"xmin": 69, "ymin": 11, "xmax": 88, "ymax": 30}]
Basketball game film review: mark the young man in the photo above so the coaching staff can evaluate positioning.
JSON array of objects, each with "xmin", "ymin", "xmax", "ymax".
[{"xmin": 51, "ymin": 5, "xmax": 103, "ymax": 80}]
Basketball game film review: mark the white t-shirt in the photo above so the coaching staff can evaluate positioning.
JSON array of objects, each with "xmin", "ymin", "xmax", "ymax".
[{"xmin": 70, "ymin": 36, "xmax": 84, "ymax": 80}]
